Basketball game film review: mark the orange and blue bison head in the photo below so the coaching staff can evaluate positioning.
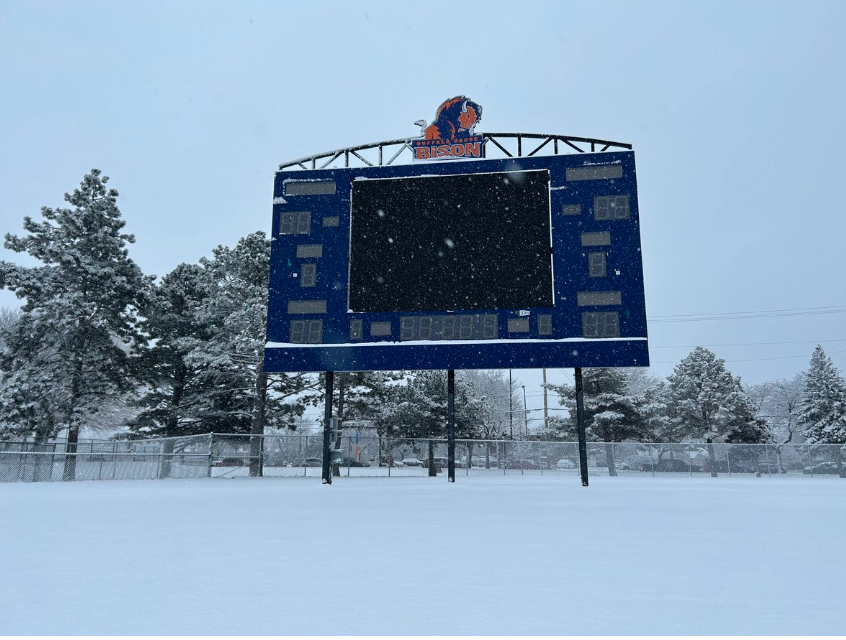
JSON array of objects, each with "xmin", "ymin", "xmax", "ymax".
[{"xmin": 424, "ymin": 96, "xmax": 483, "ymax": 140}]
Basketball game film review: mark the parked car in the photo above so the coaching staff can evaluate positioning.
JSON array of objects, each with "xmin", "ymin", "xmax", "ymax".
[
  {"xmin": 728, "ymin": 459, "xmax": 781, "ymax": 474},
  {"xmin": 556, "ymin": 458, "xmax": 577, "ymax": 470},
  {"xmin": 214, "ymin": 457, "xmax": 246, "ymax": 467},
  {"xmin": 642, "ymin": 458, "xmax": 690, "ymax": 472},
  {"xmin": 400, "ymin": 457, "xmax": 422, "ymax": 467},
  {"xmin": 618, "ymin": 456, "xmax": 652, "ymax": 471},
  {"xmin": 803, "ymin": 461, "xmax": 842, "ymax": 475},
  {"xmin": 294, "ymin": 457, "xmax": 322, "ymax": 467},
  {"xmin": 341, "ymin": 457, "xmax": 370, "ymax": 467},
  {"xmin": 458, "ymin": 456, "xmax": 488, "ymax": 468},
  {"xmin": 418, "ymin": 457, "xmax": 446, "ymax": 471},
  {"xmin": 506, "ymin": 459, "xmax": 539, "ymax": 470}
]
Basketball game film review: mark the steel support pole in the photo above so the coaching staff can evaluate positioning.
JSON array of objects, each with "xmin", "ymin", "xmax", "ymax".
[
  {"xmin": 322, "ymin": 371, "xmax": 334, "ymax": 485},
  {"xmin": 447, "ymin": 369, "xmax": 456, "ymax": 483},
  {"xmin": 574, "ymin": 367, "xmax": 589, "ymax": 487},
  {"xmin": 509, "ymin": 370, "xmax": 513, "ymax": 439}
]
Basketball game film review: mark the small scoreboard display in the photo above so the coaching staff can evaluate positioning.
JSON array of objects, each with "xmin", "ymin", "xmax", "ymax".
[{"xmin": 264, "ymin": 151, "xmax": 648, "ymax": 372}]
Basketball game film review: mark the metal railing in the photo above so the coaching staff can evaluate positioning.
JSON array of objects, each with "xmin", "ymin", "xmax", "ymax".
[
  {"xmin": 276, "ymin": 132, "xmax": 632, "ymax": 171},
  {"xmin": 1, "ymin": 435, "xmax": 844, "ymax": 483}
]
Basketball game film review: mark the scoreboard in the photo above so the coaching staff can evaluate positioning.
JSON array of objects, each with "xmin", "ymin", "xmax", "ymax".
[{"xmin": 264, "ymin": 151, "xmax": 648, "ymax": 372}]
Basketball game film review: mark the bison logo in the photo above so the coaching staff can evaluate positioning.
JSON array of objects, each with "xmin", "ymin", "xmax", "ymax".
[
  {"xmin": 413, "ymin": 96, "xmax": 485, "ymax": 161},
  {"xmin": 422, "ymin": 96, "xmax": 482, "ymax": 140}
]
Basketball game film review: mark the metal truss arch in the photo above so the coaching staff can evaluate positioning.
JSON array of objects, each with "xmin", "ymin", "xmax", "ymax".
[{"xmin": 277, "ymin": 133, "xmax": 632, "ymax": 172}]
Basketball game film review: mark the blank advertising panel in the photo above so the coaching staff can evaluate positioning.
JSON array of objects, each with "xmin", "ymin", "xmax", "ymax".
[{"xmin": 265, "ymin": 151, "xmax": 648, "ymax": 372}]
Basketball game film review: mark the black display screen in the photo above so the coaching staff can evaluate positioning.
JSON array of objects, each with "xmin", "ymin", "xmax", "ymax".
[{"xmin": 348, "ymin": 170, "xmax": 553, "ymax": 313}]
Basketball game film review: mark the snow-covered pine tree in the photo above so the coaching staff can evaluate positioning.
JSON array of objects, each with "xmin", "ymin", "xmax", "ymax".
[
  {"xmin": 627, "ymin": 369, "xmax": 668, "ymax": 443},
  {"xmin": 372, "ymin": 370, "xmax": 488, "ymax": 463},
  {"xmin": 0, "ymin": 310, "xmax": 61, "ymax": 442},
  {"xmin": 799, "ymin": 345, "xmax": 846, "ymax": 476},
  {"xmin": 185, "ymin": 232, "xmax": 316, "ymax": 475},
  {"xmin": 130, "ymin": 263, "xmax": 212, "ymax": 440},
  {"xmin": 723, "ymin": 387, "xmax": 774, "ymax": 447},
  {"xmin": 665, "ymin": 347, "xmax": 771, "ymax": 476},
  {"xmin": 0, "ymin": 170, "xmax": 151, "ymax": 478},
  {"xmin": 550, "ymin": 368, "xmax": 656, "ymax": 475}
]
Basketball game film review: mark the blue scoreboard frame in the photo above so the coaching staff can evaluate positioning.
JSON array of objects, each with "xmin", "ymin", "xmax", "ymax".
[{"xmin": 264, "ymin": 151, "xmax": 648, "ymax": 372}]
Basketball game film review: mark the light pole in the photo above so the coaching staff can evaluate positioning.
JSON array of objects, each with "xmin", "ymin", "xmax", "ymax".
[{"xmin": 521, "ymin": 385, "xmax": 528, "ymax": 439}]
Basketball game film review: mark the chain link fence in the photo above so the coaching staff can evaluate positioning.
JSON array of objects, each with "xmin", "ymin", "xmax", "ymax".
[
  {"xmin": 2, "ymin": 434, "xmax": 845, "ymax": 483},
  {"xmin": 0, "ymin": 436, "xmax": 213, "ymax": 483}
]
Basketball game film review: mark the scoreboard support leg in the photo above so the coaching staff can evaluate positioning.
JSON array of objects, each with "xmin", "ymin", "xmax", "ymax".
[
  {"xmin": 322, "ymin": 371, "xmax": 334, "ymax": 485},
  {"xmin": 447, "ymin": 369, "xmax": 456, "ymax": 483},
  {"xmin": 575, "ymin": 367, "xmax": 590, "ymax": 487}
]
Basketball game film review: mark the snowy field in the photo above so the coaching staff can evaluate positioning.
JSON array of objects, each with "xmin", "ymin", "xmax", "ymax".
[{"xmin": 1, "ymin": 475, "xmax": 844, "ymax": 636}]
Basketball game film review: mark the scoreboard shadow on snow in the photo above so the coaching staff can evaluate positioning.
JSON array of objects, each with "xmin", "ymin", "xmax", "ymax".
[{"xmin": 264, "ymin": 151, "xmax": 648, "ymax": 373}]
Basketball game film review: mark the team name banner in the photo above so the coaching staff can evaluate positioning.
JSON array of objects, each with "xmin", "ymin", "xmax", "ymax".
[{"xmin": 412, "ymin": 135, "xmax": 485, "ymax": 161}]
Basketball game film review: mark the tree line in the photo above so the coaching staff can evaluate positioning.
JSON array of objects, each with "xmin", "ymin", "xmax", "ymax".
[
  {"xmin": 1, "ymin": 170, "xmax": 845, "ymax": 466},
  {"xmin": 0, "ymin": 170, "xmax": 516, "ymax": 450}
]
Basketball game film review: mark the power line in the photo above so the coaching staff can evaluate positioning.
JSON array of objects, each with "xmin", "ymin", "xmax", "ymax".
[
  {"xmin": 649, "ymin": 305, "xmax": 846, "ymax": 323},
  {"xmin": 650, "ymin": 338, "xmax": 846, "ymax": 350},
  {"xmin": 652, "ymin": 348, "xmax": 846, "ymax": 365}
]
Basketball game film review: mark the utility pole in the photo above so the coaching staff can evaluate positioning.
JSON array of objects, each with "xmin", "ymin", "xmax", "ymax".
[{"xmin": 521, "ymin": 385, "xmax": 528, "ymax": 439}]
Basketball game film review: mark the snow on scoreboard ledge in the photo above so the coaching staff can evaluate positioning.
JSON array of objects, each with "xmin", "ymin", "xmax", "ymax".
[{"xmin": 264, "ymin": 151, "xmax": 648, "ymax": 372}]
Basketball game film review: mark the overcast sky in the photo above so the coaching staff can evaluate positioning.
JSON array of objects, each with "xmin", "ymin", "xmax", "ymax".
[{"xmin": 2, "ymin": 0, "xmax": 845, "ymax": 422}]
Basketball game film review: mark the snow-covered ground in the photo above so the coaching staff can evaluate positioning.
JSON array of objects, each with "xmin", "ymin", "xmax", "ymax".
[{"xmin": 1, "ymin": 475, "xmax": 843, "ymax": 635}]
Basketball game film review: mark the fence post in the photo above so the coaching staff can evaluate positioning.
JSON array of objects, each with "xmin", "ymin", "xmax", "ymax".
[
  {"xmin": 539, "ymin": 441, "xmax": 543, "ymax": 475},
  {"xmin": 207, "ymin": 433, "xmax": 214, "ymax": 478},
  {"xmin": 611, "ymin": 443, "xmax": 615, "ymax": 476},
  {"xmin": 50, "ymin": 442, "xmax": 57, "ymax": 482},
  {"xmin": 16, "ymin": 444, "xmax": 24, "ymax": 483}
]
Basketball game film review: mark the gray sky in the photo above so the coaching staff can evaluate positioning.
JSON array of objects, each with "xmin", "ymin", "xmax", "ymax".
[{"xmin": 2, "ymin": 0, "xmax": 845, "ymax": 424}]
